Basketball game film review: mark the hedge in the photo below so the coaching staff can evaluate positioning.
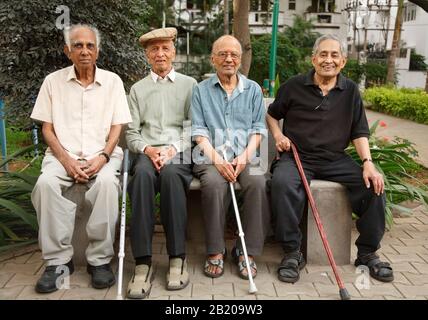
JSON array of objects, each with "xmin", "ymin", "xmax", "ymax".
[{"xmin": 364, "ymin": 87, "xmax": 428, "ymax": 124}]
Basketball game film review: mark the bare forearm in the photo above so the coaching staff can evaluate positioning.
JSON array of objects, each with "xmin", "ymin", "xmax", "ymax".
[
  {"xmin": 266, "ymin": 114, "xmax": 283, "ymax": 140},
  {"xmin": 195, "ymin": 136, "xmax": 223, "ymax": 163},
  {"xmin": 241, "ymin": 134, "xmax": 262, "ymax": 161},
  {"xmin": 103, "ymin": 124, "xmax": 122, "ymax": 155},
  {"xmin": 352, "ymin": 137, "xmax": 371, "ymax": 161}
]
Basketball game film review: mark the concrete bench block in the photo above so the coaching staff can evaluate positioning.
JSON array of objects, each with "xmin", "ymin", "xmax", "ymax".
[{"xmin": 305, "ymin": 180, "xmax": 352, "ymax": 265}]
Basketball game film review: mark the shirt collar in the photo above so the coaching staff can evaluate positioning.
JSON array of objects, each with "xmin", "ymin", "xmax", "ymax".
[
  {"xmin": 212, "ymin": 72, "xmax": 246, "ymax": 93},
  {"xmin": 304, "ymin": 68, "xmax": 346, "ymax": 90},
  {"xmin": 67, "ymin": 65, "xmax": 103, "ymax": 86},
  {"xmin": 150, "ymin": 68, "xmax": 176, "ymax": 83}
]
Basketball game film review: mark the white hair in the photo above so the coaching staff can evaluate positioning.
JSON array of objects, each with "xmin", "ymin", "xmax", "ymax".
[
  {"xmin": 63, "ymin": 24, "xmax": 101, "ymax": 50},
  {"xmin": 312, "ymin": 34, "xmax": 347, "ymax": 57}
]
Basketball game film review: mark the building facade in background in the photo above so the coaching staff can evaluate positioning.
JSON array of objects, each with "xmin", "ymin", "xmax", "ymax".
[
  {"xmin": 171, "ymin": 0, "xmax": 427, "ymax": 88},
  {"xmin": 346, "ymin": 0, "xmax": 428, "ymax": 88}
]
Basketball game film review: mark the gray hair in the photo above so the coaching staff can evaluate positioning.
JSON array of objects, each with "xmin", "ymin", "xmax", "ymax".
[
  {"xmin": 312, "ymin": 34, "xmax": 347, "ymax": 57},
  {"xmin": 64, "ymin": 24, "xmax": 101, "ymax": 50}
]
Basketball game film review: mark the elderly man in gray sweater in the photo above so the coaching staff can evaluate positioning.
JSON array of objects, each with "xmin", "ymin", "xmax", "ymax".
[{"xmin": 125, "ymin": 27, "xmax": 197, "ymax": 299}]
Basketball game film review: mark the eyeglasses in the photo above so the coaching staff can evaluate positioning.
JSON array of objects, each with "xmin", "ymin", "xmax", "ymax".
[{"xmin": 214, "ymin": 51, "xmax": 241, "ymax": 60}]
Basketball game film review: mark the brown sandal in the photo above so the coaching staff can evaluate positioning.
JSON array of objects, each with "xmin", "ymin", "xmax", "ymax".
[
  {"xmin": 204, "ymin": 249, "xmax": 227, "ymax": 278},
  {"xmin": 232, "ymin": 247, "xmax": 257, "ymax": 280}
]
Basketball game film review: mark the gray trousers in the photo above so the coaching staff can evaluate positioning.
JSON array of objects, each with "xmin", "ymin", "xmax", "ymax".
[
  {"xmin": 31, "ymin": 154, "xmax": 122, "ymax": 266},
  {"xmin": 128, "ymin": 153, "xmax": 192, "ymax": 258},
  {"xmin": 193, "ymin": 164, "xmax": 270, "ymax": 256}
]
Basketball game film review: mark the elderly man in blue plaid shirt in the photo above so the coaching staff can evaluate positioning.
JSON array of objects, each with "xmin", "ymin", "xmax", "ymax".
[{"xmin": 191, "ymin": 35, "xmax": 270, "ymax": 281}]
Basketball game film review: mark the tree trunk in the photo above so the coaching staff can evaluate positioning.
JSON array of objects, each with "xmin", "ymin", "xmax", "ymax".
[
  {"xmin": 386, "ymin": 0, "xmax": 404, "ymax": 85},
  {"xmin": 224, "ymin": 0, "xmax": 229, "ymax": 35},
  {"xmin": 233, "ymin": 0, "xmax": 251, "ymax": 77}
]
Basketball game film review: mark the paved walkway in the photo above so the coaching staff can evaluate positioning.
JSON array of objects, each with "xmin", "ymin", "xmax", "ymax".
[
  {"xmin": 366, "ymin": 110, "xmax": 428, "ymax": 168},
  {"xmin": 0, "ymin": 202, "xmax": 427, "ymax": 300}
]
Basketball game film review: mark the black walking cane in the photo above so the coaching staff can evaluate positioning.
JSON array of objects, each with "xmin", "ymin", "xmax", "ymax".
[{"xmin": 290, "ymin": 142, "xmax": 351, "ymax": 300}]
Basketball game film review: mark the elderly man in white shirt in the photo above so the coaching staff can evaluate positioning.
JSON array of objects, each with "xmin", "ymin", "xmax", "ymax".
[{"xmin": 30, "ymin": 24, "xmax": 132, "ymax": 293}]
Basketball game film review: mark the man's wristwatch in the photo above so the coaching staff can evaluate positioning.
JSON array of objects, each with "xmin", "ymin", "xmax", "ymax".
[
  {"xmin": 99, "ymin": 152, "xmax": 110, "ymax": 163},
  {"xmin": 362, "ymin": 158, "xmax": 372, "ymax": 165}
]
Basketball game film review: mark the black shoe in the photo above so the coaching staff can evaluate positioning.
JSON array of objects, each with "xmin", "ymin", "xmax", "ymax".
[
  {"xmin": 87, "ymin": 263, "xmax": 116, "ymax": 289},
  {"xmin": 35, "ymin": 260, "xmax": 74, "ymax": 293}
]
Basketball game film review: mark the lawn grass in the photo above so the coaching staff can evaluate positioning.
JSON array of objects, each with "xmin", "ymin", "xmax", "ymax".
[{"xmin": 2, "ymin": 127, "xmax": 42, "ymax": 174}]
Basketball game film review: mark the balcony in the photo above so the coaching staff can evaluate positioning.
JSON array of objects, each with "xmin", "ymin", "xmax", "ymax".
[
  {"xmin": 304, "ymin": 12, "xmax": 344, "ymax": 28},
  {"xmin": 248, "ymin": 11, "xmax": 285, "ymax": 26}
]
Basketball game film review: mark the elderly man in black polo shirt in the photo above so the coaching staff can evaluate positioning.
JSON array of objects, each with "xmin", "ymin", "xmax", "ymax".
[{"xmin": 266, "ymin": 34, "xmax": 393, "ymax": 284}]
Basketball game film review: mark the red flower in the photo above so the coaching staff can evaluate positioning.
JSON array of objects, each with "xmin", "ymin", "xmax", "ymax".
[{"xmin": 379, "ymin": 121, "xmax": 387, "ymax": 127}]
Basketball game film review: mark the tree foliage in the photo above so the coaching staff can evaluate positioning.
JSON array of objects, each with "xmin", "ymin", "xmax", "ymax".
[
  {"xmin": 0, "ymin": 0, "xmax": 153, "ymax": 127},
  {"xmin": 409, "ymin": 50, "xmax": 428, "ymax": 71},
  {"xmin": 249, "ymin": 16, "xmax": 319, "ymax": 85}
]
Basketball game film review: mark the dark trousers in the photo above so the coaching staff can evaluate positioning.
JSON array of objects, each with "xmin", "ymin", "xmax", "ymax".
[
  {"xmin": 128, "ymin": 153, "xmax": 192, "ymax": 258},
  {"xmin": 271, "ymin": 152, "xmax": 386, "ymax": 256}
]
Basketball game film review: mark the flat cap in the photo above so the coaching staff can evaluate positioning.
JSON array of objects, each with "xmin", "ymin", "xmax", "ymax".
[{"xmin": 139, "ymin": 27, "xmax": 177, "ymax": 48}]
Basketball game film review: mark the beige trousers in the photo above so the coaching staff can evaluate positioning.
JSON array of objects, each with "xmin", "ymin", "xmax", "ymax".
[{"xmin": 31, "ymin": 154, "xmax": 121, "ymax": 266}]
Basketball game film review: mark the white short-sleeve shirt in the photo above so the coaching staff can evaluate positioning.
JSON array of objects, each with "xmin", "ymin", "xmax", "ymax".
[{"xmin": 31, "ymin": 65, "xmax": 132, "ymax": 160}]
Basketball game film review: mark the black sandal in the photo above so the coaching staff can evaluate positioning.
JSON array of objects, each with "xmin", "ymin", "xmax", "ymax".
[
  {"xmin": 354, "ymin": 252, "xmax": 394, "ymax": 283},
  {"xmin": 277, "ymin": 251, "xmax": 306, "ymax": 283}
]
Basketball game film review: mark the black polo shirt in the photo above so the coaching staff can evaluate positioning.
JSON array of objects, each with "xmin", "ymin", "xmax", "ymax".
[{"xmin": 268, "ymin": 69, "xmax": 369, "ymax": 164}]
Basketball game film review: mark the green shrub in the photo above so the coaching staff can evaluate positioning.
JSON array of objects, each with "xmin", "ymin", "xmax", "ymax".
[
  {"xmin": 249, "ymin": 15, "xmax": 319, "ymax": 85},
  {"xmin": 409, "ymin": 50, "xmax": 428, "ymax": 71},
  {"xmin": 0, "ymin": 145, "xmax": 41, "ymax": 251},
  {"xmin": 346, "ymin": 120, "xmax": 428, "ymax": 228},
  {"xmin": 364, "ymin": 87, "xmax": 428, "ymax": 124},
  {"xmin": 364, "ymin": 61, "xmax": 388, "ymax": 87},
  {"xmin": 341, "ymin": 59, "xmax": 388, "ymax": 87},
  {"xmin": 342, "ymin": 59, "xmax": 364, "ymax": 84}
]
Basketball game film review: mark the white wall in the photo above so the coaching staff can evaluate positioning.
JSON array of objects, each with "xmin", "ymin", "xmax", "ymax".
[
  {"xmin": 401, "ymin": 5, "xmax": 428, "ymax": 65},
  {"xmin": 397, "ymin": 70, "xmax": 427, "ymax": 88}
]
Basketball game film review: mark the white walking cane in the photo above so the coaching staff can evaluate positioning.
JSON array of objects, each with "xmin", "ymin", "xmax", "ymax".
[
  {"xmin": 117, "ymin": 149, "xmax": 129, "ymax": 300},
  {"xmin": 221, "ymin": 147, "xmax": 257, "ymax": 294}
]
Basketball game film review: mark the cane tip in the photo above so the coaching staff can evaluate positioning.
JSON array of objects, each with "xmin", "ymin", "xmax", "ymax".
[
  {"xmin": 249, "ymin": 285, "xmax": 258, "ymax": 294},
  {"xmin": 339, "ymin": 288, "xmax": 351, "ymax": 300}
]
